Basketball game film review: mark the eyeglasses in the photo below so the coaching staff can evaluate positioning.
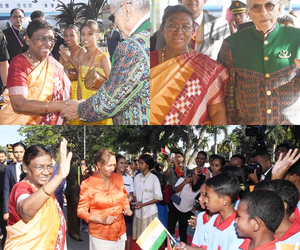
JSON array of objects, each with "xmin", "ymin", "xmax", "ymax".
[
  {"xmin": 33, "ymin": 36, "xmax": 57, "ymax": 44},
  {"xmin": 108, "ymin": 2, "xmax": 132, "ymax": 23},
  {"xmin": 12, "ymin": 15, "xmax": 24, "ymax": 20},
  {"xmin": 31, "ymin": 165, "xmax": 54, "ymax": 172},
  {"xmin": 248, "ymin": 1, "xmax": 279, "ymax": 13},
  {"xmin": 165, "ymin": 23, "xmax": 193, "ymax": 33}
]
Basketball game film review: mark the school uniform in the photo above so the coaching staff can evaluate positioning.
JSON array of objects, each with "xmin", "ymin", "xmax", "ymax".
[
  {"xmin": 278, "ymin": 220, "xmax": 300, "ymax": 245},
  {"xmin": 191, "ymin": 211, "xmax": 210, "ymax": 247},
  {"xmin": 200, "ymin": 212, "xmax": 238, "ymax": 250},
  {"xmin": 230, "ymin": 236, "xmax": 278, "ymax": 250},
  {"xmin": 294, "ymin": 200, "xmax": 300, "ymax": 224}
]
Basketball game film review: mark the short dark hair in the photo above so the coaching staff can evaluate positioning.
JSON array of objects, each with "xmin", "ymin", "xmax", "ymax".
[
  {"xmin": 30, "ymin": 10, "xmax": 44, "ymax": 20},
  {"xmin": 221, "ymin": 165, "xmax": 250, "ymax": 199},
  {"xmin": 255, "ymin": 179, "xmax": 299, "ymax": 216},
  {"xmin": 174, "ymin": 151, "xmax": 183, "ymax": 157},
  {"xmin": 209, "ymin": 154, "xmax": 218, "ymax": 161},
  {"xmin": 12, "ymin": 142, "xmax": 26, "ymax": 151},
  {"xmin": 0, "ymin": 150, "xmax": 6, "ymax": 155},
  {"xmin": 205, "ymin": 172, "xmax": 240, "ymax": 204},
  {"xmin": 212, "ymin": 155, "xmax": 226, "ymax": 167},
  {"xmin": 10, "ymin": 8, "xmax": 25, "ymax": 17},
  {"xmin": 26, "ymin": 19, "xmax": 54, "ymax": 39},
  {"xmin": 116, "ymin": 155, "xmax": 126, "ymax": 163},
  {"xmin": 197, "ymin": 151, "xmax": 207, "ymax": 159},
  {"xmin": 275, "ymin": 143, "xmax": 293, "ymax": 151},
  {"xmin": 251, "ymin": 151, "xmax": 271, "ymax": 161},
  {"xmin": 139, "ymin": 154, "xmax": 154, "ymax": 170},
  {"xmin": 240, "ymin": 190, "xmax": 284, "ymax": 234},
  {"xmin": 161, "ymin": 5, "xmax": 194, "ymax": 26},
  {"xmin": 231, "ymin": 154, "xmax": 245, "ymax": 164}
]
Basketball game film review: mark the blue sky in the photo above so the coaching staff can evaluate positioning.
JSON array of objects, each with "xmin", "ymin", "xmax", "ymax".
[{"xmin": 0, "ymin": 126, "xmax": 25, "ymax": 147}]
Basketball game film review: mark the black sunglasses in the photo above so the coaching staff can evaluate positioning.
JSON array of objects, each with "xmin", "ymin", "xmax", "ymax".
[{"xmin": 108, "ymin": 2, "xmax": 132, "ymax": 23}]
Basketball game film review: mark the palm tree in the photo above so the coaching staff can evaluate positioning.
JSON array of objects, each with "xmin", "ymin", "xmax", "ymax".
[
  {"xmin": 207, "ymin": 125, "xmax": 228, "ymax": 154},
  {"xmin": 55, "ymin": 0, "xmax": 82, "ymax": 29},
  {"xmin": 265, "ymin": 126, "xmax": 285, "ymax": 161},
  {"xmin": 199, "ymin": 136, "xmax": 210, "ymax": 151},
  {"xmin": 77, "ymin": 0, "xmax": 107, "ymax": 22},
  {"xmin": 218, "ymin": 132, "xmax": 239, "ymax": 159}
]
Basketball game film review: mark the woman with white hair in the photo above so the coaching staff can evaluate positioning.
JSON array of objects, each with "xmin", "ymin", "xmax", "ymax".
[{"xmin": 62, "ymin": 0, "xmax": 150, "ymax": 125}]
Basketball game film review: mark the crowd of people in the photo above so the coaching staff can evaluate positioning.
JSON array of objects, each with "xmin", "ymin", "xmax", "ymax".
[
  {"xmin": 0, "ymin": 0, "xmax": 150, "ymax": 125},
  {"xmin": 1, "ymin": 140, "xmax": 300, "ymax": 250},
  {"xmin": 150, "ymin": 0, "xmax": 300, "ymax": 125}
]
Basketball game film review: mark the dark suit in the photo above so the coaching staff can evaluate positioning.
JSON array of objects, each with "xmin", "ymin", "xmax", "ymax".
[
  {"xmin": 3, "ymin": 163, "xmax": 20, "ymax": 214},
  {"xmin": 107, "ymin": 29, "xmax": 122, "ymax": 62},
  {"xmin": 65, "ymin": 163, "xmax": 83, "ymax": 235}
]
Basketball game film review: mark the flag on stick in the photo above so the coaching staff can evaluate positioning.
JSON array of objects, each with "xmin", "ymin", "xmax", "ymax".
[
  {"xmin": 165, "ymin": 146, "xmax": 171, "ymax": 156},
  {"xmin": 136, "ymin": 217, "xmax": 167, "ymax": 250},
  {"xmin": 167, "ymin": 234, "xmax": 177, "ymax": 250}
]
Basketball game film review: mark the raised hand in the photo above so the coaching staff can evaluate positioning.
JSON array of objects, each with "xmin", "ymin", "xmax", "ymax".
[
  {"xmin": 57, "ymin": 138, "xmax": 72, "ymax": 179},
  {"xmin": 272, "ymin": 148, "xmax": 300, "ymax": 179}
]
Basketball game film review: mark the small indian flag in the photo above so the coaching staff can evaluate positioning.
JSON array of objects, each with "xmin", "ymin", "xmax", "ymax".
[
  {"xmin": 165, "ymin": 146, "xmax": 171, "ymax": 156},
  {"xmin": 137, "ymin": 217, "xmax": 167, "ymax": 250}
]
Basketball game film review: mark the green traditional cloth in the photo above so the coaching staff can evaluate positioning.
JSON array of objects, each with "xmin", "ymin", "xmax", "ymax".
[{"xmin": 218, "ymin": 23, "xmax": 300, "ymax": 125}]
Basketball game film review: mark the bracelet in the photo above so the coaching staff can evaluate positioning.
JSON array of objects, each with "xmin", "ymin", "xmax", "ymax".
[
  {"xmin": 42, "ymin": 186, "xmax": 51, "ymax": 197},
  {"xmin": 45, "ymin": 101, "xmax": 49, "ymax": 113}
]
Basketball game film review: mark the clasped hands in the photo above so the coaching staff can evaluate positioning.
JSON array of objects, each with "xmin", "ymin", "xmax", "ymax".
[{"xmin": 61, "ymin": 99, "xmax": 82, "ymax": 120}]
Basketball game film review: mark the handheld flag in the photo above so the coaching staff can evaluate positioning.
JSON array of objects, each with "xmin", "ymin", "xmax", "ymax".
[
  {"xmin": 136, "ymin": 217, "xmax": 167, "ymax": 250},
  {"xmin": 167, "ymin": 234, "xmax": 177, "ymax": 250},
  {"xmin": 165, "ymin": 146, "xmax": 171, "ymax": 156},
  {"xmin": 174, "ymin": 165, "xmax": 185, "ymax": 178},
  {"xmin": 276, "ymin": 242, "xmax": 300, "ymax": 250}
]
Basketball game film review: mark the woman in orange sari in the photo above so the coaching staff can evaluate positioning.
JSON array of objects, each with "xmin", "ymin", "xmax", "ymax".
[
  {"xmin": 0, "ymin": 19, "xmax": 71, "ymax": 125},
  {"xmin": 4, "ymin": 138, "xmax": 71, "ymax": 250},
  {"xmin": 150, "ymin": 5, "xmax": 228, "ymax": 125}
]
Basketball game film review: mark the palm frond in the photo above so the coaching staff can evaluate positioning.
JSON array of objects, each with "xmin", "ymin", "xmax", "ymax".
[
  {"xmin": 76, "ymin": 0, "xmax": 107, "ymax": 21},
  {"xmin": 55, "ymin": 0, "xmax": 83, "ymax": 28}
]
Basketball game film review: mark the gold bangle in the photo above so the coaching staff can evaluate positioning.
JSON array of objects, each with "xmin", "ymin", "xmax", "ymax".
[
  {"xmin": 42, "ymin": 186, "xmax": 51, "ymax": 197},
  {"xmin": 45, "ymin": 101, "xmax": 49, "ymax": 113}
]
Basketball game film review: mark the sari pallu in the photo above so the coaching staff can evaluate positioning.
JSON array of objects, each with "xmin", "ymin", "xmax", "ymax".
[
  {"xmin": 0, "ymin": 56, "xmax": 71, "ymax": 125},
  {"xmin": 4, "ymin": 195, "xmax": 66, "ymax": 250},
  {"xmin": 150, "ymin": 51, "xmax": 228, "ymax": 125}
]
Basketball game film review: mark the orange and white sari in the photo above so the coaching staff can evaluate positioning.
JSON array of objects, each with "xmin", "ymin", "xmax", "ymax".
[
  {"xmin": 0, "ymin": 55, "xmax": 71, "ymax": 125},
  {"xmin": 4, "ymin": 182, "xmax": 66, "ymax": 250},
  {"xmin": 150, "ymin": 50, "xmax": 228, "ymax": 125}
]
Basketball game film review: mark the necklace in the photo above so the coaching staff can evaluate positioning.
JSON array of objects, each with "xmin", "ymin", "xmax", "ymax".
[
  {"xmin": 86, "ymin": 48, "xmax": 97, "ymax": 60},
  {"xmin": 24, "ymin": 178, "xmax": 38, "ymax": 190},
  {"xmin": 161, "ymin": 46, "xmax": 190, "ymax": 62},
  {"xmin": 27, "ymin": 50, "xmax": 40, "ymax": 68},
  {"xmin": 79, "ymin": 48, "xmax": 98, "ymax": 81}
]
